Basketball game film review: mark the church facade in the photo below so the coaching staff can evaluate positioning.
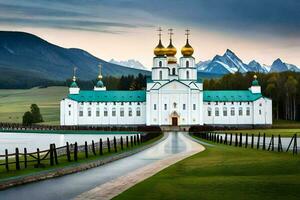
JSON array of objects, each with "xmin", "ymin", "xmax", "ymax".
[{"xmin": 60, "ymin": 30, "xmax": 272, "ymax": 127}]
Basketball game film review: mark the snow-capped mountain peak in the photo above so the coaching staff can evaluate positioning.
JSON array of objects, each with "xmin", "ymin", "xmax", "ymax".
[{"xmin": 109, "ymin": 59, "xmax": 147, "ymax": 70}]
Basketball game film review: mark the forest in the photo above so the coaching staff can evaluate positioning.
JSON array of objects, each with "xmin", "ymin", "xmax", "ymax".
[{"xmin": 204, "ymin": 72, "xmax": 300, "ymax": 121}]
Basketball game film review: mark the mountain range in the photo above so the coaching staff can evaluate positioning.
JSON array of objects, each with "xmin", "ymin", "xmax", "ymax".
[
  {"xmin": 197, "ymin": 49, "xmax": 300, "ymax": 74},
  {"xmin": 109, "ymin": 59, "xmax": 147, "ymax": 70},
  {"xmin": 0, "ymin": 31, "xmax": 150, "ymax": 88}
]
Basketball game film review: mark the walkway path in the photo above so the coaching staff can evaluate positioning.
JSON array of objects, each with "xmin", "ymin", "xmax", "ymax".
[{"xmin": 0, "ymin": 132, "xmax": 205, "ymax": 200}]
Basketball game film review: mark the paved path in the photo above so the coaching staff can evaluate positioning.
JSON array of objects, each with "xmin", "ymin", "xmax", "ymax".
[{"xmin": 0, "ymin": 132, "xmax": 205, "ymax": 200}]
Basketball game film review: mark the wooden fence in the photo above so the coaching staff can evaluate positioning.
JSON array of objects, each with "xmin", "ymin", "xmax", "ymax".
[
  {"xmin": 0, "ymin": 133, "xmax": 158, "ymax": 172},
  {"xmin": 191, "ymin": 132, "xmax": 299, "ymax": 155}
]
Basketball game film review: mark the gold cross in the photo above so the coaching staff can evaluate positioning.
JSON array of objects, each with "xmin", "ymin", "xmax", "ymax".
[
  {"xmin": 185, "ymin": 29, "xmax": 190, "ymax": 39},
  {"xmin": 157, "ymin": 27, "xmax": 162, "ymax": 39},
  {"xmin": 168, "ymin": 28, "xmax": 174, "ymax": 40}
]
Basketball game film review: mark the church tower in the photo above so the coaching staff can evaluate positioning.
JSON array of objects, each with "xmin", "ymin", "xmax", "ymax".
[
  {"xmin": 69, "ymin": 67, "xmax": 80, "ymax": 94},
  {"xmin": 152, "ymin": 27, "xmax": 168, "ymax": 81},
  {"xmin": 165, "ymin": 28, "xmax": 178, "ymax": 79},
  {"xmin": 94, "ymin": 64, "xmax": 106, "ymax": 91},
  {"xmin": 178, "ymin": 29, "xmax": 197, "ymax": 82}
]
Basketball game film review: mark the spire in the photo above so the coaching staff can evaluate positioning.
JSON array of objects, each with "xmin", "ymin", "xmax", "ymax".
[
  {"xmin": 98, "ymin": 64, "xmax": 103, "ymax": 80},
  {"xmin": 70, "ymin": 67, "xmax": 78, "ymax": 88},
  {"xmin": 154, "ymin": 27, "xmax": 166, "ymax": 57},
  {"xmin": 94, "ymin": 63, "xmax": 106, "ymax": 90},
  {"xmin": 181, "ymin": 29, "xmax": 194, "ymax": 57},
  {"xmin": 165, "ymin": 28, "xmax": 177, "ymax": 57}
]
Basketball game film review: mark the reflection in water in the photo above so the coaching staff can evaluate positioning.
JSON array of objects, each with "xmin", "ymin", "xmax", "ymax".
[{"xmin": 165, "ymin": 132, "xmax": 187, "ymax": 154}]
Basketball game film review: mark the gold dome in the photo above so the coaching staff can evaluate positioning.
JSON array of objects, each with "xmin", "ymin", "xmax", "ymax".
[
  {"xmin": 181, "ymin": 39, "xmax": 194, "ymax": 56},
  {"xmin": 165, "ymin": 40, "xmax": 177, "ymax": 57},
  {"xmin": 154, "ymin": 39, "xmax": 166, "ymax": 57}
]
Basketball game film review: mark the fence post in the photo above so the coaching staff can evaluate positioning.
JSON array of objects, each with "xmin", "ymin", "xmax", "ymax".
[
  {"xmin": 131, "ymin": 136, "xmax": 133, "ymax": 147},
  {"xmin": 239, "ymin": 133, "xmax": 242, "ymax": 147},
  {"xmin": 224, "ymin": 133, "xmax": 228, "ymax": 144},
  {"xmin": 5, "ymin": 149, "xmax": 9, "ymax": 171},
  {"xmin": 235, "ymin": 133, "xmax": 238, "ymax": 147},
  {"xmin": 85, "ymin": 141, "xmax": 88, "ymax": 158},
  {"xmin": 92, "ymin": 140, "xmax": 96, "ymax": 155},
  {"xmin": 121, "ymin": 136, "xmax": 124, "ymax": 150},
  {"xmin": 50, "ymin": 144, "xmax": 54, "ymax": 166},
  {"xmin": 293, "ymin": 134, "xmax": 297, "ymax": 155},
  {"xmin": 74, "ymin": 142, "xmax": 78, "ymax": 161},
  {"xmin": 37, "ymin": 148, "xmax": 40, "ymax": 167},
  {"xmin": 24, "ymin": 148, "xmax": 27, "ymax": 168},
  {"xmin": 53, "ymin": 144, "xmax": 58, "ymax": 164},
  {"xmin": 66, "ymin": 142, "xmax": 71, "ymax": 162},
  {"xmin": 126, "ymin": 136, "xmax": 129, "ymax": 148},
  {"xmin": 251, "ymin": 134, "xmax": 254, "ymax": 148},
  {"xmin": 99, "ymin": 139, "xmax": 103, "ymax": 155},
  {"xmin": 268, "ymin": 135, "xmax": 274, "ymax": 151},
  {"xmin": 245, "ymin": 134, "xmax": 248, "ymax": 148},
  {"xmin": 113, "ymin": 137, "xmax": 117, "ymax": 153},
  {"xmin": 220, "ymin": 136, "xmax": 223, "ymax": 144},
  {"xmin": 15, "ymin": 148, "xmax": 20, "ymax": 170},
  {"xmin": 229, "ymin": 133, "xmax": 232, "ymax": 146},
  {"xmin": 134, "ymin": 135, "xmax": 137, "ymax": 145},
  {"xmin": 257, "ymin": 133, "xmax": 261, "ymax": 149},
  {"xmin": 278, "ymin": 135, "xmax": 283, "ymax": 152},
  {"xmin": 263, "ymin": 133, "xmax": 266, "ymax": 150},
  {"xmin": 107, "ymin": 138, "xmax": 111, "ymax": 153}
]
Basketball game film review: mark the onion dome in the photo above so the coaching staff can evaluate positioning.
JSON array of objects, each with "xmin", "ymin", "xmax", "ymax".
[
  {"xmin": 181, "ymin": 39, "xmax": 194, "ymax": 56},
  {"xmin": 154, "ymin": 39, "xmax": 166, "ymax": 57},
  {"xmin": 70, "ymin": 76, "xmax": 78, "ymax": 88},
  {"xmin": 96, "ymin": 79, "xmax": 104, "ymax": 87},
  {"xmin": 165, "ymin": 39, "xmax": 177, "ymax": 57},
  {"xmin": 252, "ymin": 75, "xmax": 259, "ymax": 86}
]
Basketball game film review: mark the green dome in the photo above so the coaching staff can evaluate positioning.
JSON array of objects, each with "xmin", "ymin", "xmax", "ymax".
[
  {"xmin": 96, "ymin": 80, "xmax": 104, "ymax": 87},
  {"xmin": 70, "ymin": 81, "xmax": 78, "ymax": 88},
  {"xmin": 252, "ymin": 79, "xmax": 259, "ymax": 86}
]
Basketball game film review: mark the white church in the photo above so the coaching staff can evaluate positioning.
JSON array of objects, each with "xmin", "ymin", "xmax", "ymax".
[{"xmin": 60, "ymin": 29, "xmax": 272, "ymax": 127}]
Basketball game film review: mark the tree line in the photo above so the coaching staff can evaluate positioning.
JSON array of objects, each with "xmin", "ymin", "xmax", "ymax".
[{"xmin": 204, "ymin": 72, "xmax": 300, "ymax": 121}]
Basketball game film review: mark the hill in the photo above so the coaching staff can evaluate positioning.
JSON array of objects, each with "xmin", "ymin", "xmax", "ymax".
[{"xmin": 0, "ymin": 31, "xmax": 150, "ymax": 88}]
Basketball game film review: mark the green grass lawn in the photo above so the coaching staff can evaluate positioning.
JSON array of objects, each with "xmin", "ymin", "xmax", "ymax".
[
  {"xmin": 115, "ymin": 137, "xmax": 300, "ymax": 200},
  {"xmin": 217, "ymin": 128, "xmax": 300, "ymax": 137},
  {"xmin": 0, "ymin": 87, "xmax": 68, "ymax": 125}
]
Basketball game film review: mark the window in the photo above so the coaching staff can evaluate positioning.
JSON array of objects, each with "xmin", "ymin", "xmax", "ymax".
[
  {"xmin": 186, "ymin": 60, "xmax": 189, "ymax": 67},
  {"xmin": 183, "ymin": 104, "xmax": 186, "ymax": 110},
  {"xmin": 215, "ymin": 102, "xmax": 218, "ymax": 105},
  {"xmin": 104, "ymin": 108, "xmax": 108, "ymax": 116},
  {"xmin": 186, "ymin": 71, "xmax": 190, "ymax": 79},
  {"xmin": 172, "ymin": 68, "xmax": 176, "ymax": 75},
  {"xmin": 208, "ymin": 107, "xmax": 212, "ymax": 116},
  {"xmin": 215, "ymin": 107, "xmax": 219, "ymax": 116},
  {"xmin": 68, "ymin": 111, "xmax": 71, "ymax": 116},
  {"xmin": 136, "ymin": 107, "xmax": 141, "ymax": 116},
  {"xmin": 259, "ymin": 109, "xmax": 262, "ymax": 115},
  {"xmin": 68, "ymin": 104, "xmax": 71, "ymax": 108},
  {"xmin": 231, "ymin": 107, "xmax": 235, "ymax": 116},
  {"xmin": 193, "ymin": 104, "xmax": 196, "ymax": 110},
  {"xmin": 154, "ymin": 104, "xmax": 157, "ymax": 110},
  {"xmin": 239, "ymin": 107, "xmax": 243, "ymax": 116},
  {"xmin": 223, "ymin": 107, "xmax": 227, "ymax": 116},
  {"xmin": 231, "ymin": 102, "xmax": 234, "ymax": 105},
  {"xmin": 208, "ymin": 102, "xmax": 211, "ymax": 105},
  {"xmin": 159, "ymin": 71, "xmax": 162, "ymax": 80},
  {"xmin": 120, "ymin": 108, "xmax": 124, "ymax": 117},
  {"xmin": 239, "ymin": 102, "xmax": 242, "ymax": 105},
  {"xmin": 159, "ymin": 61, "xmax": 162, "ymax": 67},
  {"xmin": 96, "ymin": 108, "xmax": 100, "ymax": 117},
  {"xmin": 164, "ymin": 104, "xmax": 167, "ymax": 110},
  {"xmin": 128, "ymin": 108, "xmax": 132, "ymax": 116},
  {"xmin": 173, "ymin": 102, "xmax": 177, "ymax": 108},
  {"xmin": 112, "ymin": 108, "xmax": 116, "ymax": 117},
  {"xmin": 224, "ymin": 102, "xmax": 226, "ymax": 105},
  {"xmin": 88, "ymin": 108, "xmax": 91, "ymax": 117},
  {"xmin": 259, "ymin": 103, "xmax": 262, "ymax": 107},
  {"xmin": 246, "ymin": 107, "xmax": 250, "ymax": 116}
]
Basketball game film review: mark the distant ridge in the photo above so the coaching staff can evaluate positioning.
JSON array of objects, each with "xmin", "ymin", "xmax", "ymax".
[{"xmin": 0, "ymin": 31, "xmax": 150, "ymax": 88}]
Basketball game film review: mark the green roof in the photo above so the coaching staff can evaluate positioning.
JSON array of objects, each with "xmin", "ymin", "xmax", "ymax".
[
  {"xmin": 70, "ymin": 81, "xmax": 78, "ymax": 88},
  {"xmin": 68, "ymin": 90, "xmax": 146, "ymax": 102},
  {"xmin": 96, "ymin": 80, "xmax": 104, "ymax": 87},
  {"xmin": 203, "ymin": 90, "xmax": 262, "ymax": 102},
  {"xmin": 252, "ymin": 79, "xmax": 259, "ymax": 86}
]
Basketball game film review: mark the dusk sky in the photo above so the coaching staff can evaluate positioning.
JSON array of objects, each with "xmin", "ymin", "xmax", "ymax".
[{"xmin": 0, "ymin": 0, "xmax": 299, "ymax": 68}]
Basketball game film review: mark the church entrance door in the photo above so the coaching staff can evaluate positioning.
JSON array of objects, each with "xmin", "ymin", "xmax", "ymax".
[{"xmin": 172, "ymin": 117, "xmax": 178, "ymax": 126}]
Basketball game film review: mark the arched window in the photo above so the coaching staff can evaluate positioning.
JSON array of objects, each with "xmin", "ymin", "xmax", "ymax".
[
  {"xmin": 159, "ymin": 71, "xmax": 162, "ymax": 80},
  {"xmin": 207, "ymin": 107, "xmax": 212, "ymax": 116},
  {"xmin": 79, "ymin": 107, "xmax": 83, "ymax": 117},
  {"xmin": 223, "ymin": 107, "xmax": 227, "ymax": 116},
  {"xmin": 239, "ymin": 107, "xmax": 243, "ymax": 116},
  {"xmin": 186, "ymin": 71, "xmax": 190, "ymax": 79},
  {"xmin": 88, "ymin": 107, "xmax": 92, "ymax": 117},
  {"xmin": 159, "ymin": 61, "xmax": 162, "ymax": 67},
  {"xmin": 128, "ymin": 108, "xmax": 132, "ymax": 116},
  {"xmin": 246, "ymin": 107, "xmax": 250, "ymax": 116},
  {"xmin": 96, "ymin": 108, "xmax": 100, "ymax": 117},
  {"xmin": 215, "ymin": 107, "xmax": 219, "ymax": 116},
  {"xmin": 231, "ymin": 107, "xmax": 235, "ymax": 116},
  {"xmin": 120, "ymin": 108, "xmax": 124, "ymax": 117},
  {"xmin": 104, "ymin": 108, "xmax": 108, "ymax": 116},
  {"xmin": 186, "ymin": 60, "xmax": 189, "ymax": 67},
  {"xmin": 172, "ymin": 68, "xmax": 176, "ymax": 75},
  {"xmin": 136, "ymin": 107, "xmax": 141, "ymax": 116},
  {"xmin": 112, "ymin": 108, "xmax": 116, "ymax": 117}
]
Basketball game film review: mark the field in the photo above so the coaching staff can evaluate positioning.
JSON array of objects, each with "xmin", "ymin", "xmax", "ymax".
[
  {"xmin": 0, "ymin": 87, "xmax": 68, "ymax": 125},
  {"xmin": 115, "ymin": 137, "xmax": 300, "ymax": 200}
]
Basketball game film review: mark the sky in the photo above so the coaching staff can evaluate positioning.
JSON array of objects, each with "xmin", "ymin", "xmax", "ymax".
[{"xmin": 0, "ymin": 0, "xmax": 299, "ymax": 68}]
